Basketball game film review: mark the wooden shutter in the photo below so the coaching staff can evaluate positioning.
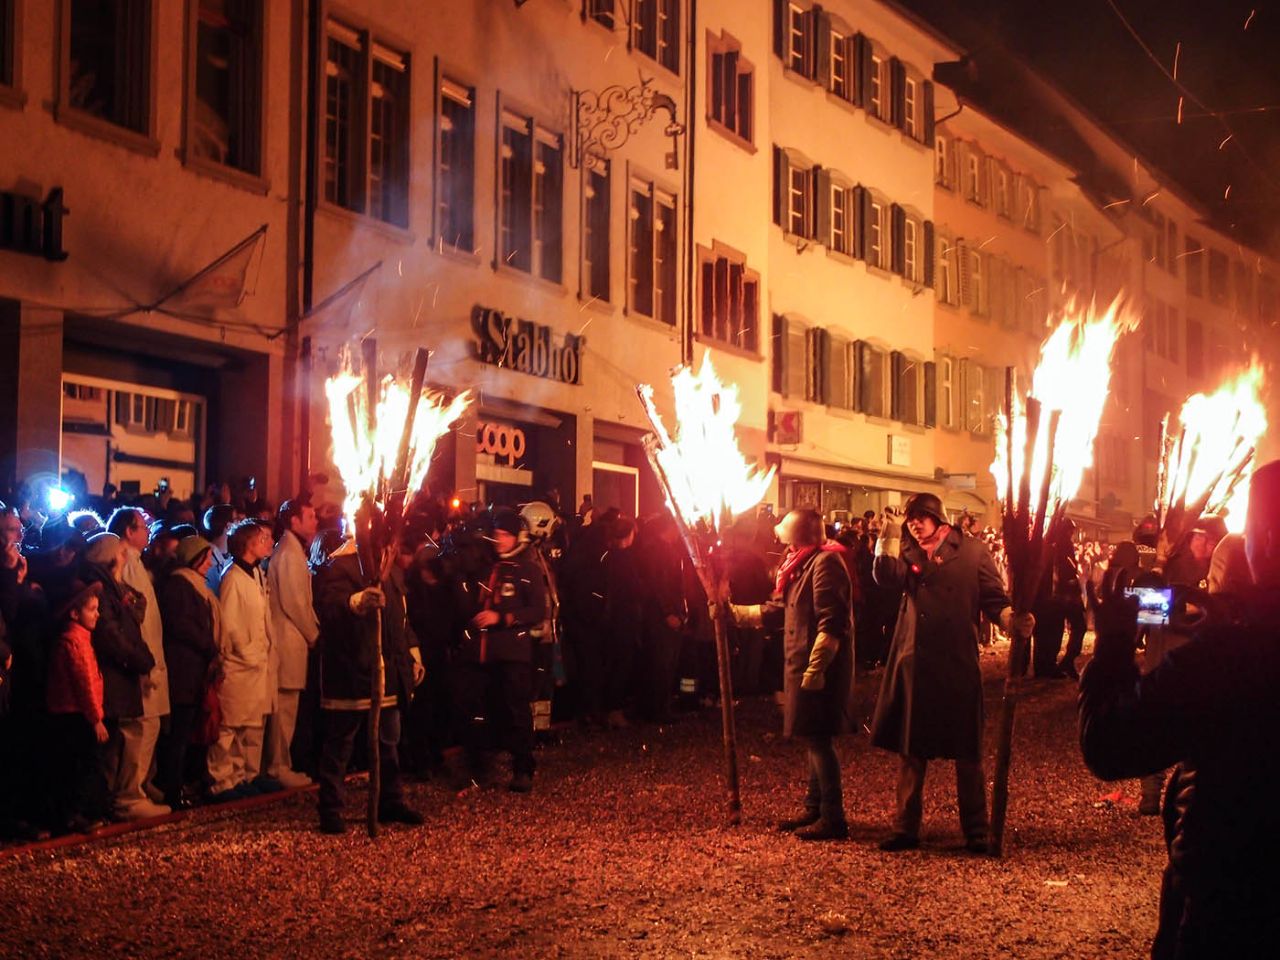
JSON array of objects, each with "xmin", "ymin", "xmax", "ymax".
[
  {"xmin": 771, "ymin": 314, "xmax": 786, "ymax": 393},
  {"xmin": 889, "ymin": 57, "xmax": 906, "ymax": 130},
  {"xmin": 890, "ymin": 204, "xmax": 906, "ymax": 276},
  {"xmin": 922, "ymin": 80, "xmax": 935, "ymax": 146},
  {"xmin": 816, "ymin": 328, "xmax": 831, "ymax": 404},
  {"xmin": 772, "ymin": 0, "xmax": 786, "ymax": 58},
  {"xmin": 854, "ymin": 185, "xmax": 871, "ymax": 260},
  {"xmin": 890, "ymin": 350, "xmax": 905, "ymax": 420},
  {"xmin": 854, "ymin": 33, "xmax": 872, "ymax": 109},
  {"xmin": 815, "ymin": 10, "xmax": 832, "ymax": 86},
  {"xmin": 828, "ymin": 333, "xmax": 850, "ymax": 408},
  {"xmin": 815, "ymin": 168, "xmax": 832, "ymax": 246},
  {"xmin": 923, "ymin": 220, "xmax": 936, "ymax": 288},
  {"xmin": 772, "ymin": 145, "xmax": 789, "ymax": 226},
  {"xmin": 923, "ymin": 360, "xmax": 937, "ymax": 428},
  {"xmin": 957, "ymin": 239, "xmax": 971, "ymax": 308},
  {"xmin": 786, "ymin": 321, "xmax": 807, "ymax": 398}
]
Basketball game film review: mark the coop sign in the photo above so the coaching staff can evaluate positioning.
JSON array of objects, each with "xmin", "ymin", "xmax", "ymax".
[
  {"xmin": 471, "ymin": 305, "xmax": 584, "ymax": 386},
  {"xmin": 476, "ymin": 421, "xmax": 527, "ymax": 465}
]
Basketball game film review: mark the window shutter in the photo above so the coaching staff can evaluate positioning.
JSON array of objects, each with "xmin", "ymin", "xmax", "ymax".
[
  {"xmin": 890, "ymin": 350, "xmax": 905, "ymax": 420},
  {"xmin": 854, "ymin": 185, "xmax": 871, "ymax": 260},
  {"xmin": 922, "ymin": 80, "xmax": 935, "ymax": 146},
  {"xmin": 816, "ymin": 11, "xmax": 832, "ymax": 86},
  {"xmin": 786, "ymin": 321, "xmax": 808, "ymax": 398},
  {"xmin": 772, "ymin": 0, "xmax": 786, "ymax": 58},
  {"xmin": 815, "ymin": 168, "xmax": 832, "ymax": 245},
  {"xmin": 890, "ymin": 204, "xmax": 906, "ymax": 276},
  {"xmin": 957, "ymin": 239, "xmax": 971, "ymax": 308},
  {"xmin": 772, "ymin": 145, "xmax": 789, "ymax": 226},
  {"xmin": 889, "ymin": 57, "xmax": 906, "ymax": 130},
  {"xmin": 980, "ymin": 155, "xmax": 993, "ymax": 207},
  {"xmin": 828, "ymin": 333, "xmax": 850, "ymax": 408},
  {"xmin": 854, "ymin": 341, "xmax": 869, "ymax": 412},
  {"xmin": 804, "ymin": 6, "xmax": 819, "ymax": 79},
  {"xmin": 771, "ymin": 314, "xmax": 787, "ymax": 393},
  {"xmin": 923, "ymin": 360, "xmax": 937, "ymax": 428},
  {"xmin": 854, "ymin": 33, "xmax": 872, "ymax": 109},
  {"xmin": 817, "ymin": 328, "xmax": 831, "ymax": 404},
  {"xmin": 923, "ymin": 220, "xmax": 936, "ymax": 288}
]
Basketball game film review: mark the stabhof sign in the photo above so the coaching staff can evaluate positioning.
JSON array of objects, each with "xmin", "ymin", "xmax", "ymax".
[
  {"xmin": 476, "ymin": 421, "xmax": 527, "ymax": 466},
  {"xmin": 472, "ymin": 305, "xmax": 584, "ymax": 385}
]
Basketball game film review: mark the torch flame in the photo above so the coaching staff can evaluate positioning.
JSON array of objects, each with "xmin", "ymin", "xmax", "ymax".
[
  {"xmin": 992, "ymin": 295, "xmax": 1137, "ymax": 525},
  {"xmin": 1160, "ymin": 360, "xmax": 1266, "ymax": 535},
  {"xmin": 324, "ymin": 364, "xmax": 471, "ymax": 526},
  {"xmin": 639, "ymin": 355, "xmax": 775, "ymax": 535}
]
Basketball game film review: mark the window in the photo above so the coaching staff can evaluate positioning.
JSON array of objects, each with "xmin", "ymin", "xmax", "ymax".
[
  {"xmin": 937, "ymin": 235, "xmax": 958, "ymax": 306},
  {"xmin": 188, "ymin": 0, "xmax": 263, "ymax": 175},
  {"xmin": 585, "ymin": 0, "xmax": 615, "ymax": 29},
  {"xmin": 698, "ymin": 245, "xmax": 760, "ymax": 351},
  {"xmin": 891, "ymin": 352, "xmax": 920, "ymax": 424},
  {"xmin": 856, "ymin": 342, "xmax": 886, "ymax": 417},
  {"xmin": 867, "ymin": 199, "xmax": 884, "ymax": 269},
  {"xmin": 938, "ymin": 356, "xmax": 955, "ymax": 428},
  {"xmin": 1151, "ymin": 212, "xmax": 1167, "ymax": 270},
  {"xmin": 903, "ymin": 76, "xmax": 918, "ymax": 139},
  {"xmin": 935, "ymin": 135, "xmax": 953, "ymax": 189},
  {"xmin": 1021, "ymin": 177, "xmax": 1040, "ymax": 232},
  {"xmin": 629, "ymin": 178, "xmax": 677, "ymax": 324},
  {"xmin": 1208, "ymin": 248, "xmax": 1229, "ymax": 304},
  {"xmin": 830, "ymin": 30, "xmax": 849, "ymax": 98},
  {"xmin": 969, "ymin": 248, "xmax": 986, "ymax": 314},
  {"xmin": 772, "ymin": 315, "xmax": 809, "ymax": 397},
  {"xmin": 582, "ymin": 162, "xmax": 610, "ymax": 301},
  {"xmin": 786, "ymin": 3, "xmax": 811, "ymax": 75},
  {"xmin": 964, "ymin": 147, "xmax": 984, "ymax": 205},
  {"xmin": 830, "ymin": 183, "xmax": 850, "ymax": 254},
  {"xmin": 64, "ymin": 0, "xmax": 153, "ymax": 134},
  {"xmin": 708, "ymin": 32, "xmax": 752, "ymax": 144},
  {"xmin": 962, "ymin": 361, "xmax": 986, "ymax": 434},
  {"xmin": 500, "ymin": 111, "xmax": 563, "ymax": 282},
  {"xmin": 633, "ymin": 0, "xmax": 679, "ymax": 73},
  {"xmin": 787, "ymin": 165, "xmax": 811, "ymax": 237},
  {"xmin": 1165, "ymin": 219, "xmax": 1178, "ymax": 277},
  {"xmin": 994, "ymin": 165, "xmax": 1011, "ymax": 218},
  {"xmin": 1167, "ymin": 306, "xmax": 1180, "ymax": 363},
  {"xmin": 1184, "ymin": 236, "xmax": 1204, "ymax": 297},
  {"xmin": 323, "ymin": 21, "xmax": 410, "ymax": 227},
  {"xmin": 436, "ymin": 76, "xmax": 475, "ymax": 251},
  {"xmin": 1, "ymin": 0, "xmax": 13, "ymax": 88},
  {"xmin": 868, "ymin": 54, "xmax": 884, "ymax": 120},
  {"xmin": 903, "ymin": 217, "xmax": 919, "ymax": 283}
]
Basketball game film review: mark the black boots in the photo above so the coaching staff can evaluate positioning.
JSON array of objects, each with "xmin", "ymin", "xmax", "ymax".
[
  {"xmin": 777, "ymin": 810, "xmax": 821, "ymax": 832},
  {"xmin": 795, "ymin": 819, "xmax": 849, "ymax": 841}
]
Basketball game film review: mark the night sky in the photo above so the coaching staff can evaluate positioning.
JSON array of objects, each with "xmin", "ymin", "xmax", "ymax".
[{"xmin": 898, "ymin": 0, "xmax": 1280, "ymax": 254}]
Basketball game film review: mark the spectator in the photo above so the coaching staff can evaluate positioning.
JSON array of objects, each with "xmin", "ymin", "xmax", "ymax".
[
  {"xmin": 202, "ymin": 504, "xmax": 238, "ymax": 592},
  {"xmin": 107, "ymin": 507, "xmax": 171, "ymax": 818}
]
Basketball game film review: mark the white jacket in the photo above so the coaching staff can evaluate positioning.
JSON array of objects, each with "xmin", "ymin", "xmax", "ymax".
[
  {"xmin": 216, "ymin": 561, "xmax": 274, "ymax": 727},
  {"xmin": 121, "ymin": 547, "xmax": 170, "ymax": 718},
  {"xmin": 268, "ymin": 533, "xmax": 319, "ymax": 691}
]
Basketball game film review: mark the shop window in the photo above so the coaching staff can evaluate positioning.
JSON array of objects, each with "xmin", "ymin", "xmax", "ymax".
[
  {"xmin": 436, "ymin": 76, "xmax": 475, "ymax": 251},
  {"xmin": 708, "ymin": 31, "xmax": 753, "ymax": 145},
  {"xmin": 1208, "ymin": 248, "xmax": 1228, "ymax": 304},
  {"xmin": 628, "ymin": 177, "xmax": 677, "ymax": 324},
  {"xmin": 1184, "ymin": 236, "xmax": 1204, "ymax": 297},
  {"xmin": 500, "ymin": 111, "xmax": 563, "ymax": 282},
  {"xmin": 187, "ymin": 0, "xmax": 263, "ymax": 176},
  {"xmin": 698, "ymin": 245, "xmax": 759, "ymax": 352},
  {"xmin": 582, "ymin": 161, "xmax": 611, "ymax": 302},
  {"xmin": 63, "ymin": 0, "xmax": 153, "ymax": 135},
  {"xmin": 323, "ymin": 20, "xmax": 410, "ymax": 227},
  {"xmin": 584, "ymin": 0, "xmax": 615, "ymax": 29},
  {"xmin": 632, "ymin": 0, "xmax": 679, "ymax": 73}
]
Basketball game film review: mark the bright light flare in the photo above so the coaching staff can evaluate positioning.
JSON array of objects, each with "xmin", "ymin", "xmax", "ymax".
[
  {"xmin": 639, "ymin": 355, "xmax": 774, "ymax": 535},
  {"xmin": 992, "ymin": 295, "xmax": 1137, "ymax": 525},
  {"xmin": 1163, "ymin": 361, "xmax": 1266, "ymax": 534},
  {"xmin": 325, "ymin": 366, "xmax": 471, "ymax": 526}
]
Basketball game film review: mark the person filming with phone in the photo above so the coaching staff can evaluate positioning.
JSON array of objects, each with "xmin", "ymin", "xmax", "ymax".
[{"xmin": 1080, "ymin": 459, "xmax": 1280, "ymax": 958}]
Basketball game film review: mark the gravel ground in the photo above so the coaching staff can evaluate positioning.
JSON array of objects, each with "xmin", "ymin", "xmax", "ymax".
[{"xmin": 1, "ymin": 645, "xmax": 1165, "ymax": 959}]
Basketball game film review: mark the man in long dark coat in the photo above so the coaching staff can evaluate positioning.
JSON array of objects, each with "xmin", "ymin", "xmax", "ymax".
[
  {"xmin": 871, "ymin": 493, "xmax": 1031, "ymax": 854},
  {"xmin": 731, "ymin": 509, "xmax": 855, "ymax": 841}
]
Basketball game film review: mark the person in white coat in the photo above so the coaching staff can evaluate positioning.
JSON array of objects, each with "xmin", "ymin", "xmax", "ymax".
[
  {"xmin": 208, "ymin": 519, "xmax": 275, "ymax": 800},
  {"xmin": 107, "ymin": 507, "xmax": 171, "ymax": 819},
  {"xmin": 265, "ymin": 500, "xmax": 319, "ymax": 788}
]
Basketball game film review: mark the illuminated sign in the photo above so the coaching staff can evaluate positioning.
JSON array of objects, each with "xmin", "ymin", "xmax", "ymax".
[
  {"xmin": 471, "ymin": 305, "xmax": 583, "ymax": 385},
  {"xmin": 476, "ymin": 421, "xmax": 527, "ymax": 465}
]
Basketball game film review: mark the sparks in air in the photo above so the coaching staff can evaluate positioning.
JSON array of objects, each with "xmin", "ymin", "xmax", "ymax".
[
  {"xmin": 638, "ymin": 355, "xmax": 775, "ymax": 536},
  {"xmin": 325, "ymin": 362, "xmax": 472, "ymax": 526},
  {"xmin": 1158, "ymin": 361, "xmax": 1267, "ymax": 535},
  {"xmin": 992, "ymin": 295, "xmax": 1139, "ymax": 529}
]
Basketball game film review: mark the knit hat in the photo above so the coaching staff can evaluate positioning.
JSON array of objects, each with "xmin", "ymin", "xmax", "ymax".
[
  {"xmin": 84, "ymin": 531, "xmax": 123, "ymax": 565},
  {"xmin": 175, "ymin": 535, "xmax": 213, "ymax": 569}
]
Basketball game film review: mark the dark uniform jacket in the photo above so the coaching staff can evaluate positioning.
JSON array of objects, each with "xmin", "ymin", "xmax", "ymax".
[
  {"xmin": 871, "ymin": 527, "xmax": 1009, "ymax": 762},
  {"xmin": 314, "ymin": 552, "xmax": 418, "ymax": 710},
  {"xmin": 458, "ymin": 544, "xmax": 547, "ymax": 665},
  {"xmin": 1080, "ymin": 595, "xmax": 1280, "ymax": 959},
  {"xmin": 760, "ymin": 548, "xmax": 855, "ymax": 738},
  {"xmin": 81, "ymin": 561, "xmax": 155, "ymax": 720},
  {"xmin": 158, "ymin": 570, "xmax": 219, "ymax": 707}
]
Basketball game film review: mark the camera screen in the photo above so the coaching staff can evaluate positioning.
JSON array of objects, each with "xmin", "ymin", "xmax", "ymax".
[{"xmin": 1125, "ymin": 586, "xmax": 1172, "ymax": 626}]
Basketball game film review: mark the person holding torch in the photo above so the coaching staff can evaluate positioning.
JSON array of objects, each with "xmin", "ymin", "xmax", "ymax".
[
  {"xmin": 870, "ymin": 494, "xmax": 1033, "ymax": 854},
  {"xmin": 727, "ymin": 508, "xmax": 855, "ymax": 841}
]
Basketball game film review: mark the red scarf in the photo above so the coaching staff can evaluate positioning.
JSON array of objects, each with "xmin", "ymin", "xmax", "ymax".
[{"xmin": 775, "ymin": 542, "xmax": 860, "ymax": 601}]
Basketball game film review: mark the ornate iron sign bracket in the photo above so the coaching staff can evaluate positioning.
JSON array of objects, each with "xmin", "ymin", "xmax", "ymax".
[{"xmin": 570, "ymin": 77, "xmax": 685, "ymax": 171}]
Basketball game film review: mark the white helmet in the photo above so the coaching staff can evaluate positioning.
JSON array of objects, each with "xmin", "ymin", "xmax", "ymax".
[{"xmin": 520, "ymin": 501, "xmax": 560, "ymax": 540}]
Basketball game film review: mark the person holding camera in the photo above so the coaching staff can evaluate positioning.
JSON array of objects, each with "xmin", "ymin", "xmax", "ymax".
[{"xmin": 1079, "ymin": 459, "xmax": 1280, "ymax": 958}]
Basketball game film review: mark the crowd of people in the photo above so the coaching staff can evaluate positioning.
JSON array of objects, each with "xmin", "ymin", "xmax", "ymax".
[{"xmin": 2, "ymin": 459, "xmax": 1277, "ymax": 955}]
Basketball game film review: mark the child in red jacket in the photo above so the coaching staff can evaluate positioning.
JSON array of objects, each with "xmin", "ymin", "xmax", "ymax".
[{"xmin": 46, "ymin": 581, "xmax": 110, "ymax": 833}]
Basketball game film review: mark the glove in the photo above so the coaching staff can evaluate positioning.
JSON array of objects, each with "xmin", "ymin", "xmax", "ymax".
[
  {"xmin": 726, "ymin": 604, "xmax": 762, "ymax": 629},
  {"xmin": 876, "ymin": 514, "xmax": 903, "ymax": 558},
  {"xmin": 800, "ymin": 631, "xmax": 839, "ymax": 691},
  {"xmin": 348, "ymin": 587, "xmax": 386, "ymax": 614},
  {"xmin": 998, "ymin": 607, "xmax": 1035, "ymax": 641}
]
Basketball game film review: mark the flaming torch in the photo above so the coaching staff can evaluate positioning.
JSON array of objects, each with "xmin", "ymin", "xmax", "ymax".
[
  {"xmin": 1155, "ymin": 361, "xmax": 1266, "ymax": 558},
  {"xmin": 638, "ymin": 355, "xmax": 775, "ymax": 824},
  {"xmin": 987, "ymin": 295, "xmax": 1137, "ymax": 856},
  {"xmin": 324, "ymin": 342, "xmax": 471, "ymax": 836}
]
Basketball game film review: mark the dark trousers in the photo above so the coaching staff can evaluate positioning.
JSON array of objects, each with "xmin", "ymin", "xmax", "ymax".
[
  {"xmin": 801, "ymin": 735, "xmax": 845, "ymax": 826},
  {"xmin": 638, "ymin": 622, "xmax": 682, "ymax": 721},
  {"xmin": 48, "ymin": 712, "xmax": 108, "ymax": 827},
  {"xmin": 1031, "ymin": 602, "xmax": 1065, "ymax": 677},
  {"xmin": 97, "ymin": 717, "xmax": 126, "ymax": 805},
  {"xmin": 155, "ymin": 703, "xmax": 200, "ymax": 805},
  {"xmin": 1058, "ymin": 602, "xmax": 1086, "ymax": 671},
  {"xmin": 893, "ymin": 754, "xmax": 988, "ymax": 841},
  {"xmin": 453, "ymin": 661, "xmax": 534, "ymax": 776},
  {"xmin": 317, "ymin": 706, "xmax": 404, "ymax": 816},
  {"xmin": 404, "ymin": 659, "xmax": 454, "ymax": 772}
]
